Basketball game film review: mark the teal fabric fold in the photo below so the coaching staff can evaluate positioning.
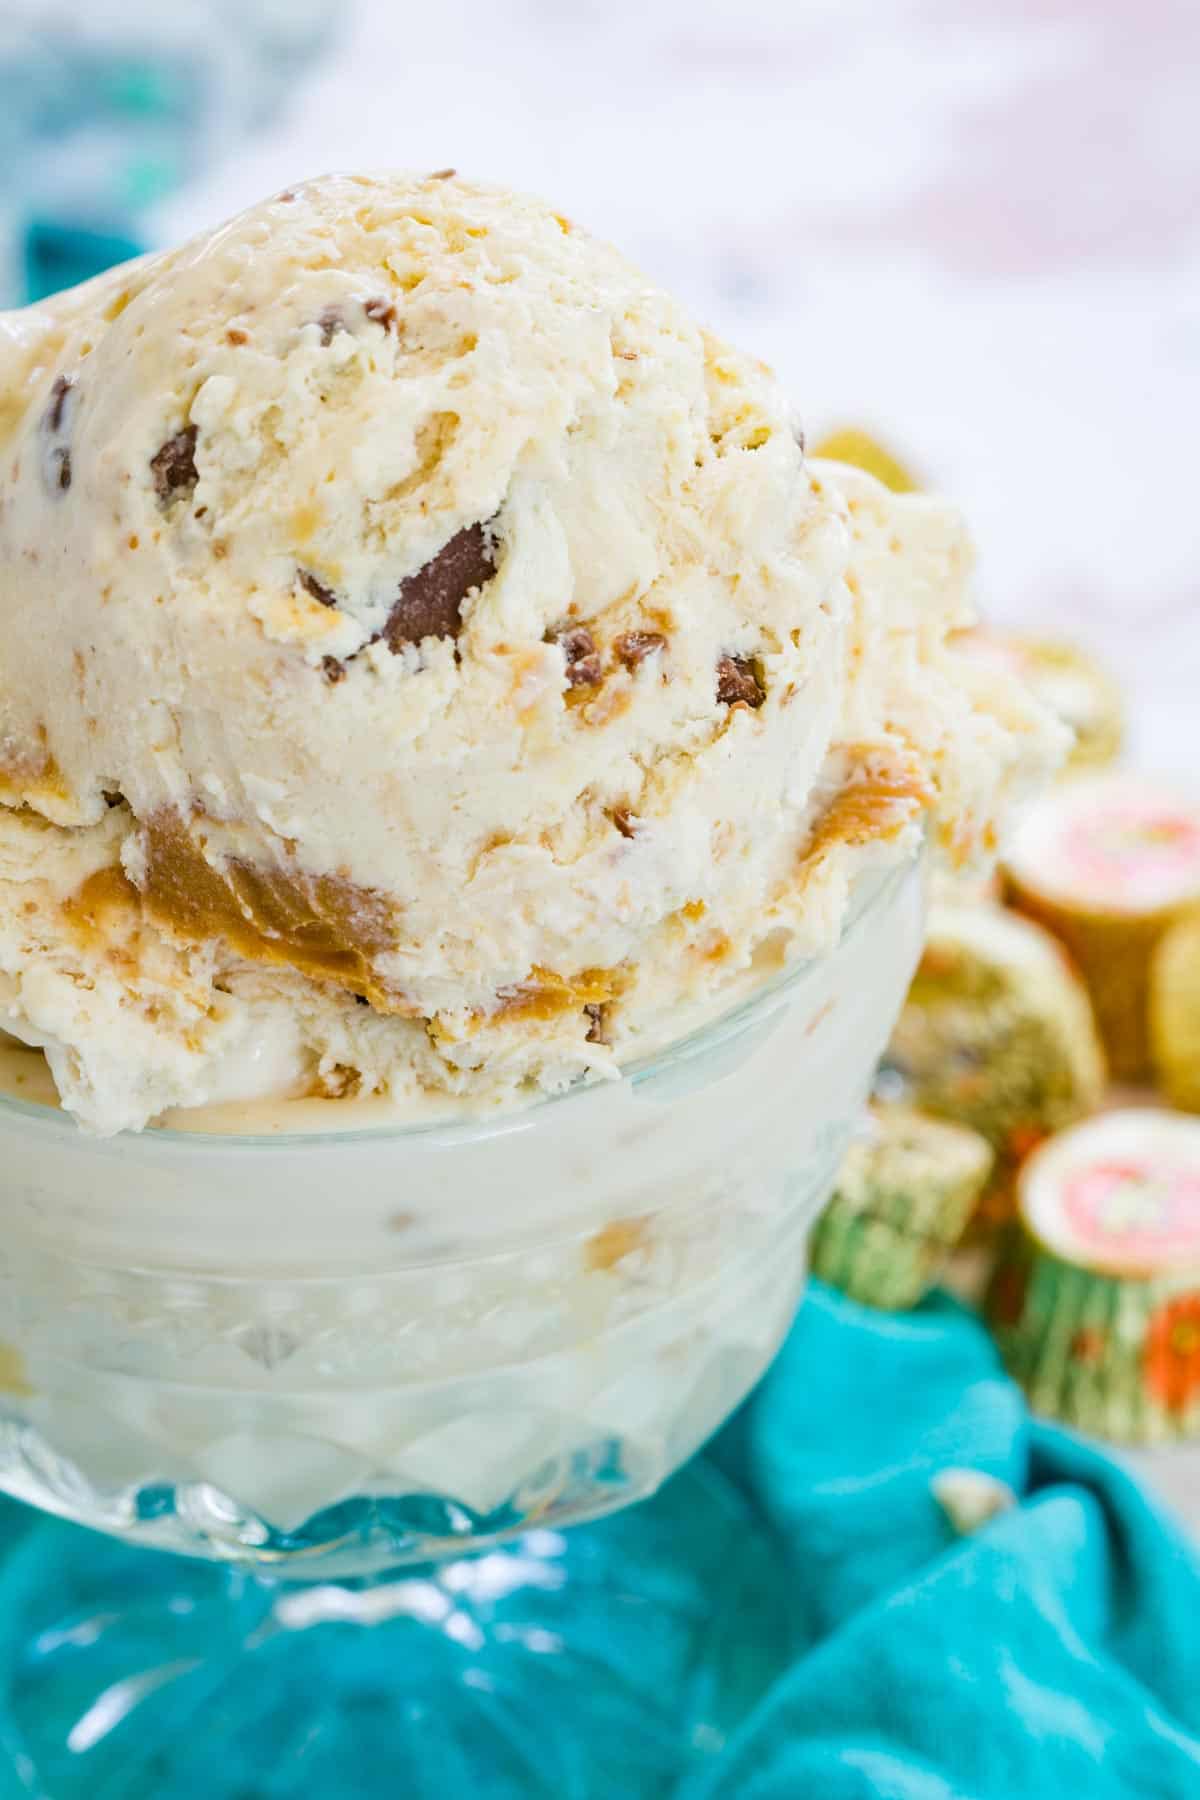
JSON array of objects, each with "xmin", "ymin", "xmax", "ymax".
[{"xmin": 690, "ymin": 1283, "xmax": 1200, "ymax": 1799}]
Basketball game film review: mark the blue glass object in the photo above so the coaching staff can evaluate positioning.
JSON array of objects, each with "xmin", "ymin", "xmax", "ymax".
[{"xmin": 0, "ymin": 1464, "xmax": 794, "ymax": 1798}]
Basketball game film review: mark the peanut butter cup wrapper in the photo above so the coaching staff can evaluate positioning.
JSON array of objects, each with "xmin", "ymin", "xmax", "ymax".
[
  {"xmin": 988, "ymin": 1110, "xmax": 1200, "ymax": 1443},
  {"xmin": 953, "ymin": 630, "xmax": 1124, "ymax": 773},
  {"xmin": 1003, "ymin": 774, "xmax": 1200, "ymax": 1081},
  {"xmin": 808, "ymin": 427, "xmax": 919, "ymax": 494},
  {"xmin": 810, "ymin": 1105, "xmax": 993, "ymax": 1310},
  {"xmin": 1151, "ymin": 908, "xmax": 1200, "ymax": 1114},
  {"xmin": 883, "ymin": 902, "xmax": 1106, "ymax": 1228}
]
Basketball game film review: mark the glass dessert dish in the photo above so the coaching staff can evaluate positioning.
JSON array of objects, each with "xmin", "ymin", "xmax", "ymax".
[{"xmin": 0, "ymin": 854, "xmax": 923, "ymax": 1796}]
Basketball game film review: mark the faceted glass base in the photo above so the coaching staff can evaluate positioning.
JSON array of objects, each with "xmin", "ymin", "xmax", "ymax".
[{"xmin": 0, "ymin": 1462, "xmax": 793, "ymax": 1798}]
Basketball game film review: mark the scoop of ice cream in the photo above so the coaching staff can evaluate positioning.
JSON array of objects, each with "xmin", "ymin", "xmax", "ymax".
[
  {"xmin": 0, "ymin": 173, "xmax": 1063, "ymax": 1132},
  {"xmin": 0, "ymin": 172, "xmax": 853, "ymax": 1013}
]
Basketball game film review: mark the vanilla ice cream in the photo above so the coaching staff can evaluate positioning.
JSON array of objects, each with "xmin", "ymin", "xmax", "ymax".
[{"xmin": 0, "ymin": 172, "xmax": 1062, "ymax": 1132}]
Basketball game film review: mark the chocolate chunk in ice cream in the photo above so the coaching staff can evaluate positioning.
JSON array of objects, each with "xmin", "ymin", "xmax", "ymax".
[
  {"xmin": 317, "ymin": 306, "xmax": 344, "ymax": 346},
  {"xmin": 381, "ymin": 522, "xmax": 495, "ymax": 652},
  {"xmin": 299, "ymin": 570, "xmax": 339, "ymax": 608},
  {"xmin": 150, "ymin": 426, "xmax": 199, "ymax": 505},
  {"xmin": 550, "ymin": 625, "xmax": 603, "ymax": 689},
  {"xmin": 42, "ymin": 374, "xmax": 76, "ymax": 494},
  {"xmin": 613, "ymin": 630, "xmax": 666, "ymax": 670},
  {"xmin": 716, "ymin": 654, "xmax": 764, "ymax": 708},
  {"xmin": 45, "ymin": 375, "xmax": 75, "ymax": 434},
  {"xmin": 364, "ymin": 296, "xmax": 398, "ymax": 332}
]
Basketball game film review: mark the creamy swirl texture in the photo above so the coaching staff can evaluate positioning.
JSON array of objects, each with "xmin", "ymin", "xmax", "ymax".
[{"xmin": 0, "ymin": 173, "xmax": 1062, "ymax": 1131}]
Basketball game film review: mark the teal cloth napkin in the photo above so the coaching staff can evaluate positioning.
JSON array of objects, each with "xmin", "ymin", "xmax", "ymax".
[{"xmin": 692, "ymin": 1283, "xmax": 1200, "ymax": 1799}]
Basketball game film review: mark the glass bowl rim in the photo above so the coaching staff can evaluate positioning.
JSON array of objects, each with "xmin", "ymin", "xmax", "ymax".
[{"xmin": 0, "ymin": 851, "xmax": 919, "ymax": 1157}]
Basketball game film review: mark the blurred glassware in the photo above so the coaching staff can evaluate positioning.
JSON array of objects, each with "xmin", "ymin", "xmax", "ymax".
[
  {"xmin": 0, "ymin": 855, "xmax": 925, "ymax": 1794},
  {"xmin": 0, "ymin": 0, "xmax": 341, "ymax": 304}
]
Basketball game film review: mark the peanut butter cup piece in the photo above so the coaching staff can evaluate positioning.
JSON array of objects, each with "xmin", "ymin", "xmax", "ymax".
[
  {"xmin": 151, "ymin": 425, "xmax": 198, "ymax": 504},
  {"xmin": 716, "ymin": 654, "xmax": 764, "ymax": 708},
  {"xmin": 584, "ymin": 1002, "xmax": 609, "ymax": 1044},
  {"xmin": 613, "ymin": 630, "xmax": 666, "ymax": 670},
  {"xmin": 549, "ymin": 624, "xmax": 602, "ymax": 688}
]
